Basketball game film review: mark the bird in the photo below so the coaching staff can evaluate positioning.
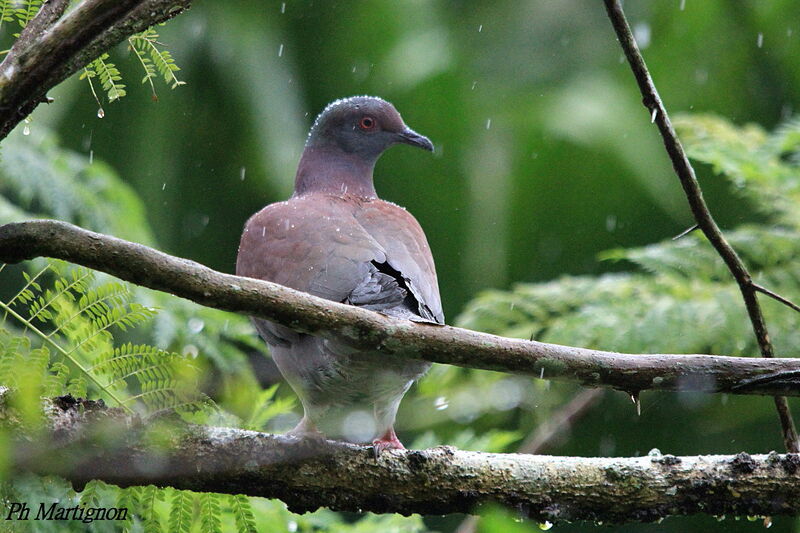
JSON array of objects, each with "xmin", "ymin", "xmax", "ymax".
[{"xmin": 236, "ymin": 96, "xmax": 443, "ymax": 454}]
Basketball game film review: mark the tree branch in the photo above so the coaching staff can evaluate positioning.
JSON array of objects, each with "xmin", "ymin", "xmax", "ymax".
[
  {"xmin": 602, "ymin": 0, "xmax": 799, "ymax": 453},
  {"xmin": 0, "ymin": 0, "xmax": 193, "ymax": 140},
  {"xmin": 2, "ymin": 220, "xmax": 800, "ymax": 398},
  {"xmin": 12, "ymin": 394, "xmax": 800, "ymax": 524}
]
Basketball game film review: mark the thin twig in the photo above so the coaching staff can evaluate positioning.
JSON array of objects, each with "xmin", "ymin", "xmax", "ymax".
[
  {"xmin": 753, "ymin": 283, "xmax": 800, "ymax": 314},
  {"xmin": 672, "ymin": 223, "xmax": 699, "ymax": 240},
  {"xmin": 3, "ymin": 220, "xmax": 800, "ymax": 398},
  {"xmin": 603, "ymin": 0, "xmax": 798, "ymax": 452}
]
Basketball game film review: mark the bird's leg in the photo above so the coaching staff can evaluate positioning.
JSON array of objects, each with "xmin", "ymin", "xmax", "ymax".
[
  {"xmin": 372, "ymin": 426, "xmax": 405, "ymax": 458},
  {"xmin": 287, "ymin": 416, "xmax": 326, "ymax": 441}
]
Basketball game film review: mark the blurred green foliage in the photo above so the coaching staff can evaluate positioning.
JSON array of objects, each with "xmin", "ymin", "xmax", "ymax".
[{"xmin": 2, "ymin": 0, "xmax": 800, "ymax": 532}]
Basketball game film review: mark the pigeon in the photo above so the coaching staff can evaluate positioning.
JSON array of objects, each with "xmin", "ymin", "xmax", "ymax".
[{"xmin": 236, "ymin": 96, "xmax": 443, "ymax": 454}]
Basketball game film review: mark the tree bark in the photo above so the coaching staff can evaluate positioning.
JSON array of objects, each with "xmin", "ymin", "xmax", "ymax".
[
  {"xmin": 1, "ymin": 220, "xmax": 800, "ymax": 399},
  {"xmin": 12, "ymin": 393, "xmax": 800, "ymax": 524}
]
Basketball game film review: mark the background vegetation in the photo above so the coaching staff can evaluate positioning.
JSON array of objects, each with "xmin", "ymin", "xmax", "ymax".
[{"xmin": 1, "ymin": 1, "xmax": 800, "ymax": 531}]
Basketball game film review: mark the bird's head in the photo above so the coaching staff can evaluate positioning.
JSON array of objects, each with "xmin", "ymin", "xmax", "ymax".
[{"xmin": 306, "ymin": 96, "xmax": 434, "ymax": 160}]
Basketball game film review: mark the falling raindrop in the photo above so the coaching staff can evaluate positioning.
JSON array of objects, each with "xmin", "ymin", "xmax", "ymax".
[
  {"xmin": 679, "ymin": 0, "xmax": 686, "ymax": 10},
  {"xmin": 650, "ymin": 108, "xmax": 658, "ymax": 123},
  {"xmin": 471, "ymin": 81, "xmax": 477, "ymax": 90},
  {"xmin": 606, "ymin": 215, "xmax": 617, "ymax": 232},
  {"xmin": 633, "ymin": 22, "xmax": 651, "ymax": 49},
  {"xmin": 757, "ymin": 33, "xmax": 763, "ymax": 48},
  {"xmin": 478, "ymin": 24, "xmax": 483, "ymax": 32},
  {"xmin": 188, "ymin": 318, "xmax": 205, "ymax": 333},
  {"xmin": 162, "ymin": 183, "xmax": 166, "ymax": 191},
  {"xmin": 630, "ymin": 391, "xmax": 641, "ymax": 416},
  {"xmin": 89, "ymin": 150, "xmax": 94, "ymax": 164},
  {"xmin": 434, "ymin": 396, "xmax": 449, "ymax": 410},
  {"xmin": 485, "ymin": 118, "xmax": 492, "ymax": 130},
  {"xmin": 182, "ymin": 344, "xmax": 199, "ymax": 358},
  {"xmin": 22, "ymin": 124, "xmax": 30, "ymax": 135},
  {"xmin": 539, "ymin": 367, "xmax": 545, "ymax": 380},
  {"xmin": 240, "ymin": 166, "xmax": 246, "ymax": 181},
  {"xmin": 278, "ymin": 44, "xmax": 284, "ymax": 57},
  {"xmin": 97, "ymin": 108, "xmax": 105, "ymax": 118},
  {"xmin": 280, "ymin": 2, "xmax": 286, "ymax": 13}
]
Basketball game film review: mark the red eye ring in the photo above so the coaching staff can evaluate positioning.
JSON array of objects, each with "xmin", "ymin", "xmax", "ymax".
[{"xmin": 359, "ymin": 116, "xmax": 376, "ymax": 130}]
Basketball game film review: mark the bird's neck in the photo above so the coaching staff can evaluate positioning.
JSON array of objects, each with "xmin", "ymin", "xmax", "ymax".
[{"xmin": 293, "ymin": 145, "xmax": 378, "ymax": 199}]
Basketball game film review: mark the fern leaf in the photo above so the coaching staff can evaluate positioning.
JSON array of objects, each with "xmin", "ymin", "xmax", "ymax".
[
  {"xmin": 91, "ymin": 53, "xmax": 126, "ymax": 102},
  {"xmin": 229, "ymin": 494, "xmax": 257, "ymax": 533},
  {"xmin": 199, "ymin": 493, "xmax": 223, "ymax": 533},
  {"xmin": 140, "ymin": 485, "xmax": 165, "ymax": 533},
  {"xmin": 167, "ymin": 489, "xmax": 195, "ymax": 533},
  {"xmin": 14, "ymin": 0, "xmax": 41, "ymax": 29}
]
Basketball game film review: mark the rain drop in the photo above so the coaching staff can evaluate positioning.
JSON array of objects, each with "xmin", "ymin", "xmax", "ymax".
[
  {"xmin": 97, "ymin": 108, "xmax": 105, "ymax": 118},
  {"xmin": 22, "ymin": 124, "xmax": 30, "ymax": 135},
  {"xmin": 182, "ymin": 344, "xmax": 199, "ymax": 358},
  {"xmin": 650, "ymin": 108, "xmax": 658, "ymax": 123},
  {"xmin": 485, "ymin": 118, "xmax": 492, "ymax": 130},
  {"xmin": 280, "ymin": 2, "xmax": 286, "ymax": 13},
  {"xmin": 162, "ymin": 183, "xmax": 166, "ymax": 191},
  {"xmin": 630, "ymin": 391, "xmax": 641, "ymax": 416},
  {"xmin": 89, "ymin": 150, "xmax": 94, "ymax": 164},
  {"xmin": 240, "ymin": 166, "xmax": 246, "ymax": 181},
  {"xmin": 471, "ymin": 81, "xmax": 477, "ymax": 90},
  {"xmin": 478, "ymin": 24, "xmax": 483, "ymax": 32},
  {"xmin": 606, "ymin": 215, "xmax": 617, "ymax": 232},
  {"xmin": 757, "ymin": 33, "xmax": 763, "ymax": 48},
  {"xmin": 188, "ymin": 318, "xmax": 205, "ymax": 333},
  {"xmin": 287, "ymin": 520, "xmax": 298, "ymax": 532},
  {"xmin": 278, "ymin": 44, "xmax": 284, "ymax": 57},
  {"xmin": 679, "ymin": 0, "xmax": 686, "ymax": 10},
  {"xmin": 539, "ymin": 367, "xmax": 545, "ymax": 379},
  {"xmin": 633, "ymin": 22, "xmax": 651, "ymax": 49},
  {"xmin": 434, "ymin": 396, "xmax": 449, "ymax": 410}
]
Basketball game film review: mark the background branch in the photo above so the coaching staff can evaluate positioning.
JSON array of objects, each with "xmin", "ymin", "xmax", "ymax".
[
  {"xmin": 603, "ymin": 0, "xmax": 799, "ymax": 453},
  {"xmin": 10, "ymin": 394, "xmax": 800, "ymax": 524},
  {"xmin": 2, "ymin": 219, "xmax": 800, "ymax": 398},
  {"xmin": 0, "ymin": 0, "xmax": 194, "ymax": 140}
]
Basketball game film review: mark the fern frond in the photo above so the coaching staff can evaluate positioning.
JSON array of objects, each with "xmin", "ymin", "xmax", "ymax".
[
  {"xmin": 229, "ymin": 494, "xmax": 257, "ymax": 533},
  {"xmin": 130, "ymin": 29, "xmax": 185, "ymax": 90},
  {"xmin": 14, "ymin": 0, "xmax": 41, "ymax": 29},
  {"xmin": 91, "ymin": 53, "xmax": 126, "ymax": 102},
  {"xmin": 0, "ymin": 0, "xmax": 14, "ymax": 35},
  {"xmin": 128, "ymin": 35, "xmax": 159, "ymax": 100},
  {"xmin": 168, "ymin": 489, "xmax": 195, "ymax": 533},
  {"xmin": 199, "ymin": 493, "xmax": 223, "ymax": 533},
  {"xmin": 139, "ymin": 485, "xmax": 165, "ymax": 533}
]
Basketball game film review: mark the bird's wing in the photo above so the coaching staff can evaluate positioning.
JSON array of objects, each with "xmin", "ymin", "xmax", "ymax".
[
  {"xmin": 237, "ymin": 195, "xmax": 402, "ymax": 344},
  {"xmin": 355, "ymin": 199, "xmax": 444, "ymax": 324}
]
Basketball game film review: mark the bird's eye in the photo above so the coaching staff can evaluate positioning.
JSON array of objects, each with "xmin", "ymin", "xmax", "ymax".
[{"xmin": 358, "ymin": 116, "xmax": 376, "ymax": 130}]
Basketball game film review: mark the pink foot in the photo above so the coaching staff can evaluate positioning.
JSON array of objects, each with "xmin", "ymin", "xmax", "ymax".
[{"xmin": 372, "ymin": 427, "xmax": 405, "ymax": 458}]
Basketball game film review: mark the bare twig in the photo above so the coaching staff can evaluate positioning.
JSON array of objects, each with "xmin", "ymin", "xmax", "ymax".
[
  {"xmin": 2, "ymin": 220, "xmax": 800, "ymax": 398},
  {"xmin": 754, "ymin": 283, "xmax": 800, "ymax": 314},
  {"xmin": 0, "ymin": 0, "xmax": 193, "ymax": 140},
  {"xmin": 603, "ymin": 0, "xmax": 799, "ymax": 453},
  {"xmin": 11, "ymin": 394, "xmax": 800, "ymax": 524}
]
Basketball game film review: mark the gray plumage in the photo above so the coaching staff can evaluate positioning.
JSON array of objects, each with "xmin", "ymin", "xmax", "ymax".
[{"xmin": 236, "ymin": 96, "xmax": 441, "ymax": 450}]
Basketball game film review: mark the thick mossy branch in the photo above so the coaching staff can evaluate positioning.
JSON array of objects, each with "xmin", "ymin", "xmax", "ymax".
[
  {"xmin": 0, "ymin": 0, "xmax": 193, "ymax": 139},
  {"xmin": 1, "ymin": 220, "xmax": 800, "ymax": 397},
  {"xmin": 12, "ymin": 394, "xmax": 800, "ymax": 523}
]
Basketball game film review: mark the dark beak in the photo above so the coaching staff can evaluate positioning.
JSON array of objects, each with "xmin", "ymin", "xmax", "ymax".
[{"xmin": 397, "ymin": 127, "xmax": 434, "ymax": 152}]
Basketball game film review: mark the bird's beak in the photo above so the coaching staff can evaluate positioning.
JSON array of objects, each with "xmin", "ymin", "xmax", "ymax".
[{"xmin": 397, "ymin": 127, "xmax": 434, "ymax": 152}]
